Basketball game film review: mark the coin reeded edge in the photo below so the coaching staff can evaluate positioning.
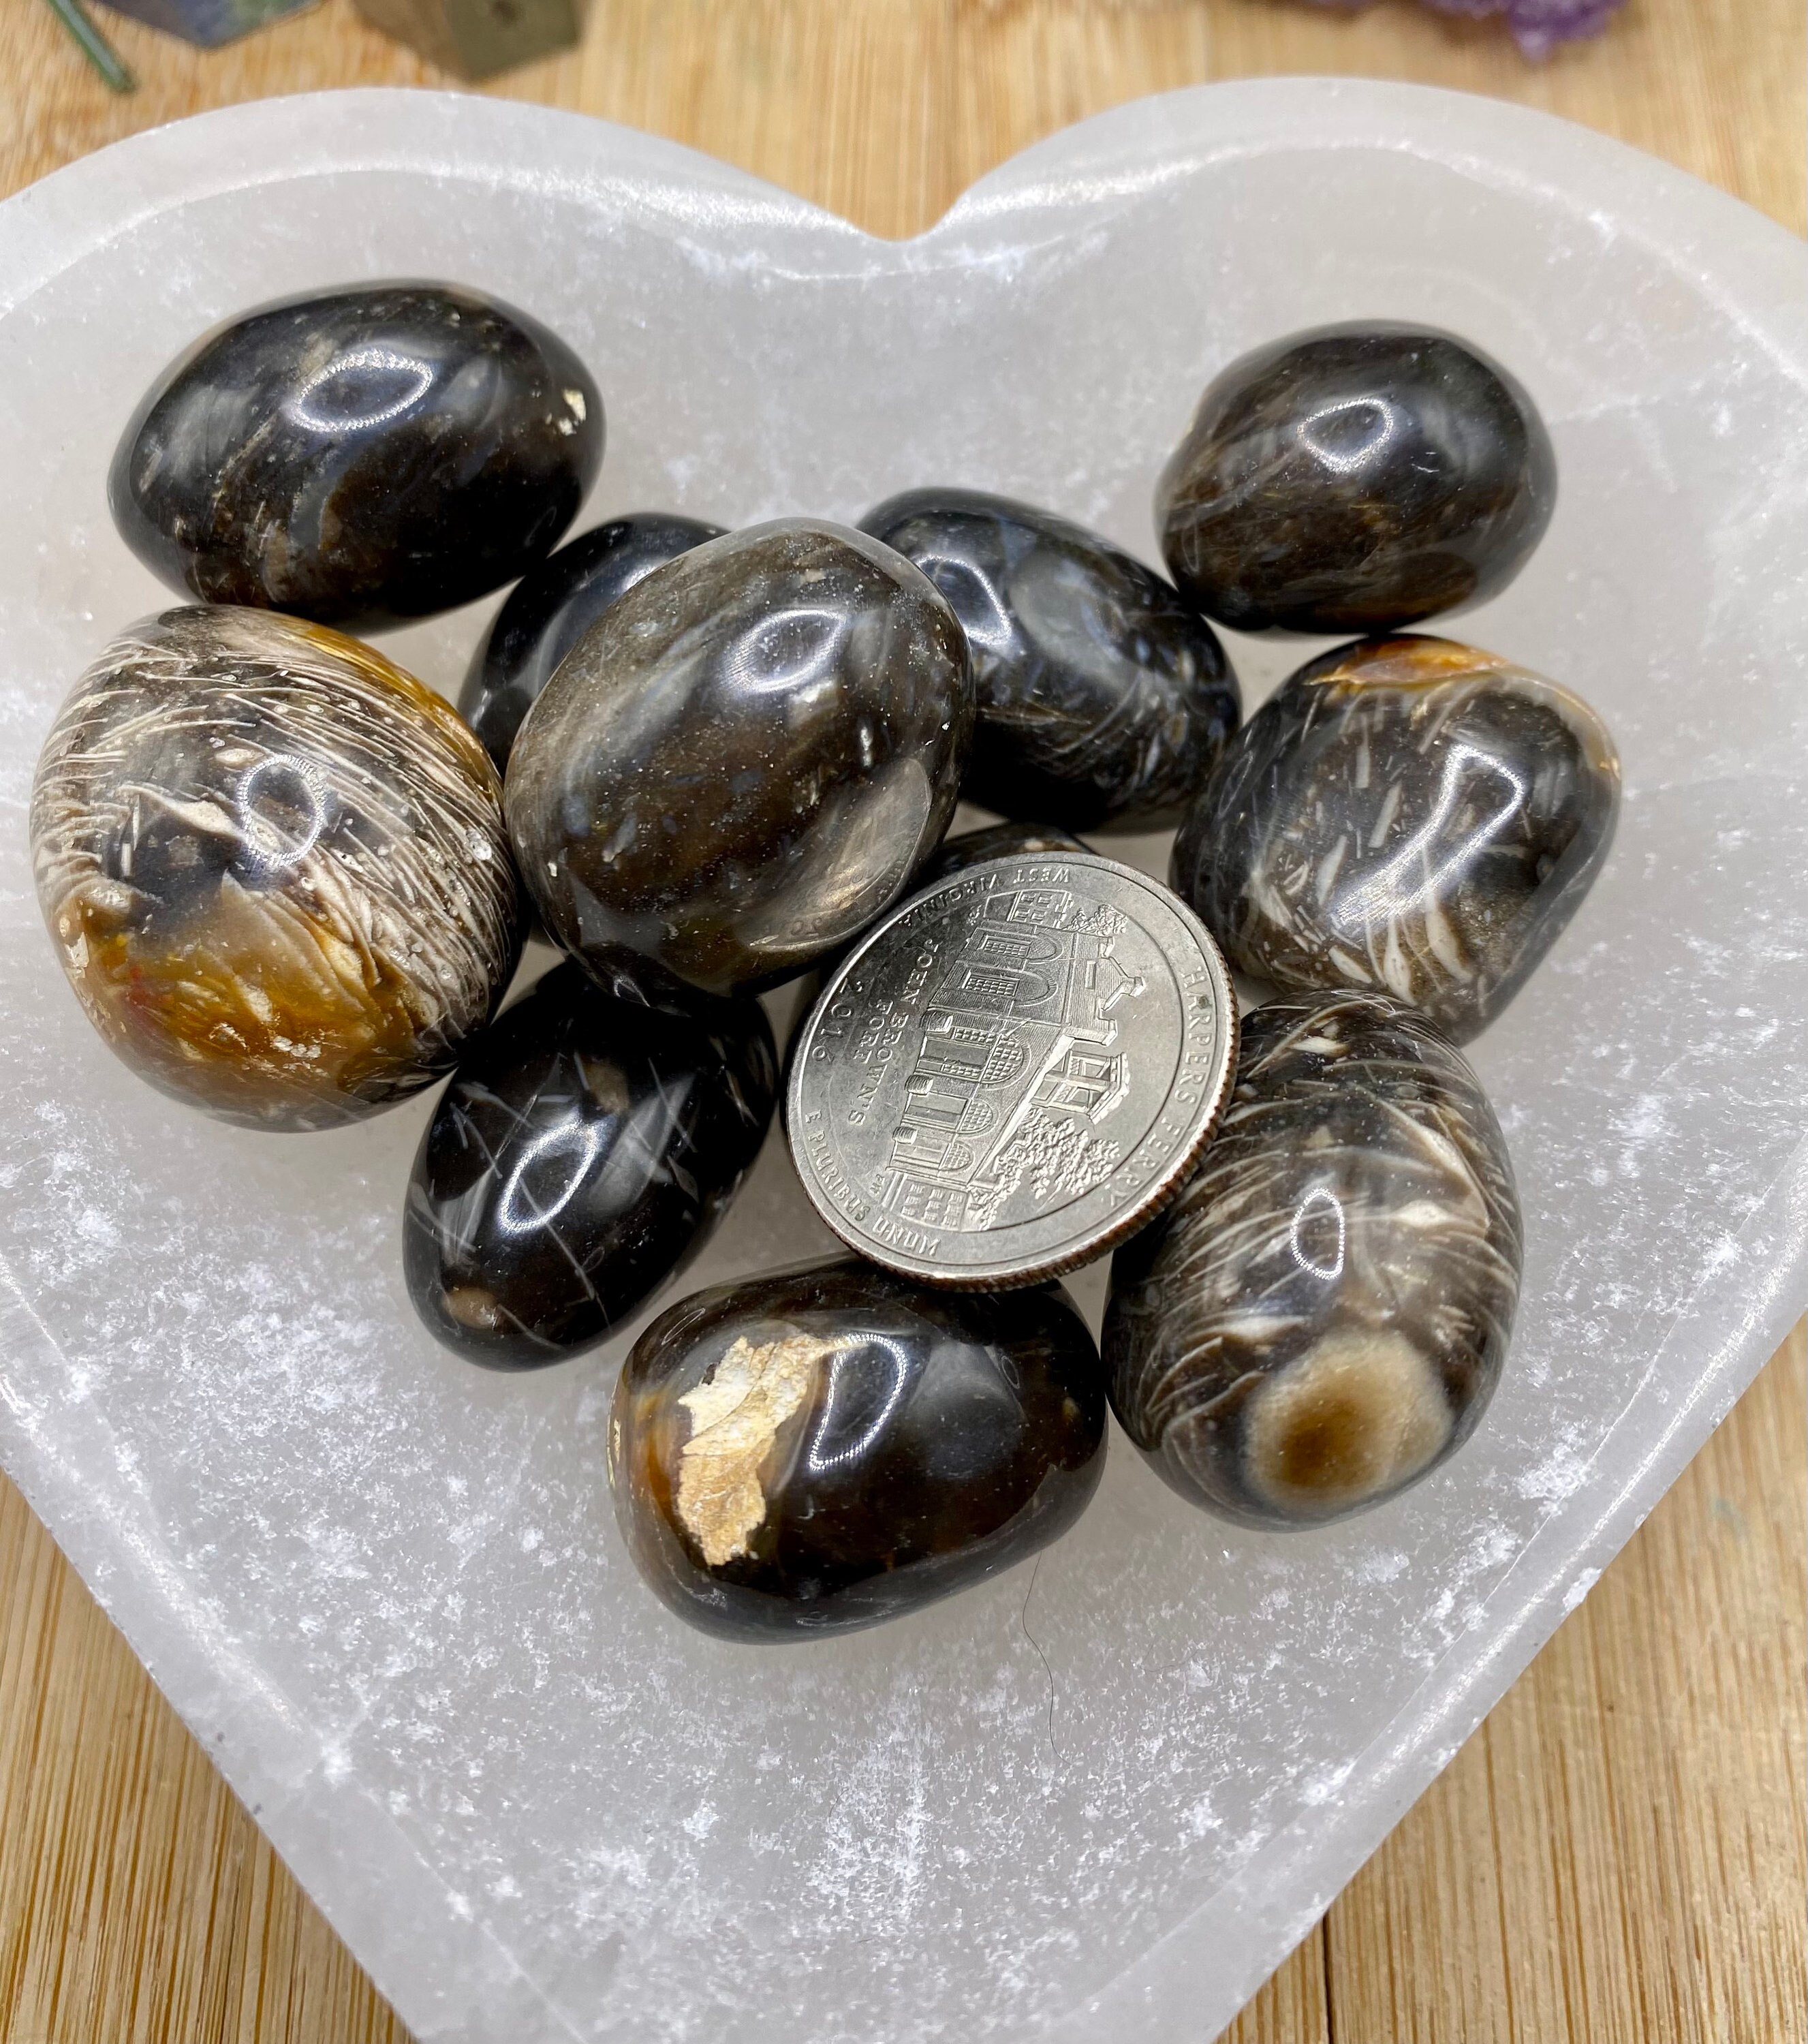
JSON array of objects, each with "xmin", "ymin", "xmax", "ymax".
[{"xmin": 785, "ymin": 852, "xmax": 1241, "ymax": 1291}]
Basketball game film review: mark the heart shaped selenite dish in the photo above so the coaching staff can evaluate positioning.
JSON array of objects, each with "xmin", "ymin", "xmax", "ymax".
[{"xmin": 0, "ymin": 81, "xmax": 1802, "ymax": 2044}]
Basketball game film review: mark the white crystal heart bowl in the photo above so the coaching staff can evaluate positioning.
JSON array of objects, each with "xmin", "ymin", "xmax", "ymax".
[{"xmin": 1, "ymin": 80, "xmax": 1803, "ymax": 2044}]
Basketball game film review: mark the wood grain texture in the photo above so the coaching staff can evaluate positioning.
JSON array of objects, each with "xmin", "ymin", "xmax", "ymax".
[{"xmin": 0, "ymin": 2, "xmax": 1803, "ymax": 2039}]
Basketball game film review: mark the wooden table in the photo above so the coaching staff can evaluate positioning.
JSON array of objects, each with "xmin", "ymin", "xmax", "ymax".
[{"xmin": 1, "ymin": 3, "xmax": 1803, "ymax": 2039}]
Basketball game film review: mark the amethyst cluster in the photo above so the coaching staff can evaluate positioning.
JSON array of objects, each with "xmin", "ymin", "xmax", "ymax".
[{"xmin": 1302, "ymin": 0, "xmax": 1625, "ymax": 59}]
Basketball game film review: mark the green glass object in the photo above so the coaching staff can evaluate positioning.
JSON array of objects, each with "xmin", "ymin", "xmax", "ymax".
[{"xmin": 42, "ymin": 0, "xmax": 135, "ymax": 87}]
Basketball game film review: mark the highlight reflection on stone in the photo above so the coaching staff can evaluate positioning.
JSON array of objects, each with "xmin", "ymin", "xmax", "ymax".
[
  {"xmin": 612, "ymin": 1259, "xmax": 1106, "ymax": 1639},
  {"xmin": 458, "ymin": 512, "xmax": 724, "ymax": 776},
  {"xmin": 1172, "ymin": 635, "xmax": 1619, "ymax": 1044},
  {"xmin": 111, "ymin": 283, "xmax": 603, "ymax": 632},
  {"xmin": 404, "ymin": 958, "xmax": 775, "ymax": 1368},
  {"xmin": 1157, "ymin": 324, "xmax": 1555, "ymax": 635},
  {"xmin": 505, "ymin": 519, "xmax": 972, "ymax": 1002},
  {"xmin": 30, "ymin": 606, "xmax": 520, "ymax": 1130},
  {"xmin": 1105, "ymin": 991, "xmax": 1520, "ymax": 1528},
  {"xmin": 862, "ymin": 487, "xmax": 1238, "ymax": 830}
]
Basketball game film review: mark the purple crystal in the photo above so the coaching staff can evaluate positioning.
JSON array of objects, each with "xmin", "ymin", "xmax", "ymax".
[{"xmin": 1296, "ymin": 0, "xmax": 1626, "ymax": 58}]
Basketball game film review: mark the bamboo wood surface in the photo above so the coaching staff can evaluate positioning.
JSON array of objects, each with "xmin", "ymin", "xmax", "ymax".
[{"xmin": 0, "ymin": 2, "xmax": 1804, "ymax": 2039}]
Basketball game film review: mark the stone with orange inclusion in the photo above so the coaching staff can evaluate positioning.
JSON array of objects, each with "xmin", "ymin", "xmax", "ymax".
[{"xmin": 30, "ymin": 605, "xmax": 520, "ymax": 1131}]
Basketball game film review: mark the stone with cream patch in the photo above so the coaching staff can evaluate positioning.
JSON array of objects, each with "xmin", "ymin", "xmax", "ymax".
[
  {"xmin": 674, "ymin": 1334, "xmax": 822, "ymax": 1564},
  {"xmin": 610, "ymin": 1259, "xmax": 1106, "ymax": 1639},
  {"xmin": 1105, "ymin": 990, "xmax": 1520, "ymax": 1528},
  {"xmin": 1242, "ymin": 1329, "xmax": 1453, "ymax": 1516}
]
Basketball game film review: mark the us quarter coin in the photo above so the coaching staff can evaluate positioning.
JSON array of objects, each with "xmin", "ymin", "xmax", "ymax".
[{"xmin": 786, "ymin": 851, "xmax": 1238, "ymax": 1288}]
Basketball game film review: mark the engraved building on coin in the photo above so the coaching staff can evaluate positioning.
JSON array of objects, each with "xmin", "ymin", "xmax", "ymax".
[
  {"xmin": 790, "ymin": 852, "xmax": 1237, "ymax": 1288},
  {"xmin": 877, "ymin": 887, "xmax": 1147, "ymax": 1235}
]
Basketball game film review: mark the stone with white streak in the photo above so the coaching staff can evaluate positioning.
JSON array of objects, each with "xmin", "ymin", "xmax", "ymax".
[
  {"xmin": 1172, "ymin": 635, "xmax": 1619, "ymax": 1043},
  {"xmin": 1106, "ymin": 990, "xmax": 1522, "ymax": 1527}
]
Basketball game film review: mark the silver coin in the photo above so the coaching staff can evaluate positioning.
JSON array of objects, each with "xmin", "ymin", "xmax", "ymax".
[{"xmin": 786, "ymin": 850, "xmax": 1238, "ymax": 1288}]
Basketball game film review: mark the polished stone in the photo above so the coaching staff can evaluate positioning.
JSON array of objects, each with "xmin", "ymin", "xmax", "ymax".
[
  {"xmin": 505, "ymin": 518, "xmax": 972, "ymax": 1002},
  {"xmin": 110, "ymin": 283, "xmax": 603, "ymax": 632},
  {"xmin": 920, "ymin": 818, "xmax": 1091, "ymax": 882},
  {"xmin": 29, "ymin": 606, "xmax": 520, "ymax": 1130},
  {"xmin": 1172, "ymin": 635, "xmax": 1619, "ymax": 1043},
  {"xmin": 862, "ymin": 486, "xmax": 1238, "ymax": 830},
  {"xmin": 1157, "ymin": 323, "xmax": 1556, "ymax": 635},
  {"xmin": 1106, "ymin": 991, "xmax": 1521, "ymax": 1528},
  {"xmin": 612, "ymin": 1258, "xmax": 1106, "ymax": 1639},
  {"xmin": 458, "ymin": 512, "xmax": 723, "ymax": 776},
  {"xmin": 404, "ymin": 958, "xmax": 775, "ymax": 1369}
]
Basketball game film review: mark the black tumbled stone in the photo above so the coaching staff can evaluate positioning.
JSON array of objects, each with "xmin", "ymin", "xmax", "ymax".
[
  {"xmin": 111, "ymin": 282, "xmax": 603, "ymax": 632},
  {"xmin": 504, "ymin": 518, "xmax": 973, "ymax": 1001},
  {"xmin": 862, "ymin": 486, "xmax": 1238, "ymax": 831},
  {"xmin": 1170, "ymin": 635, "xmax": 1619, "ymax": 1044},
  {"xmin": 1157, "ymin": 324, "xmax": 1555, "ymax": 636},
  {"xmin": 403, "ymin": 957, "xmax": 775, "ymax": 1368},
  {"xmin": 612, "ymin": 1258, "xmax": 1106, "ymax": 1639}
]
